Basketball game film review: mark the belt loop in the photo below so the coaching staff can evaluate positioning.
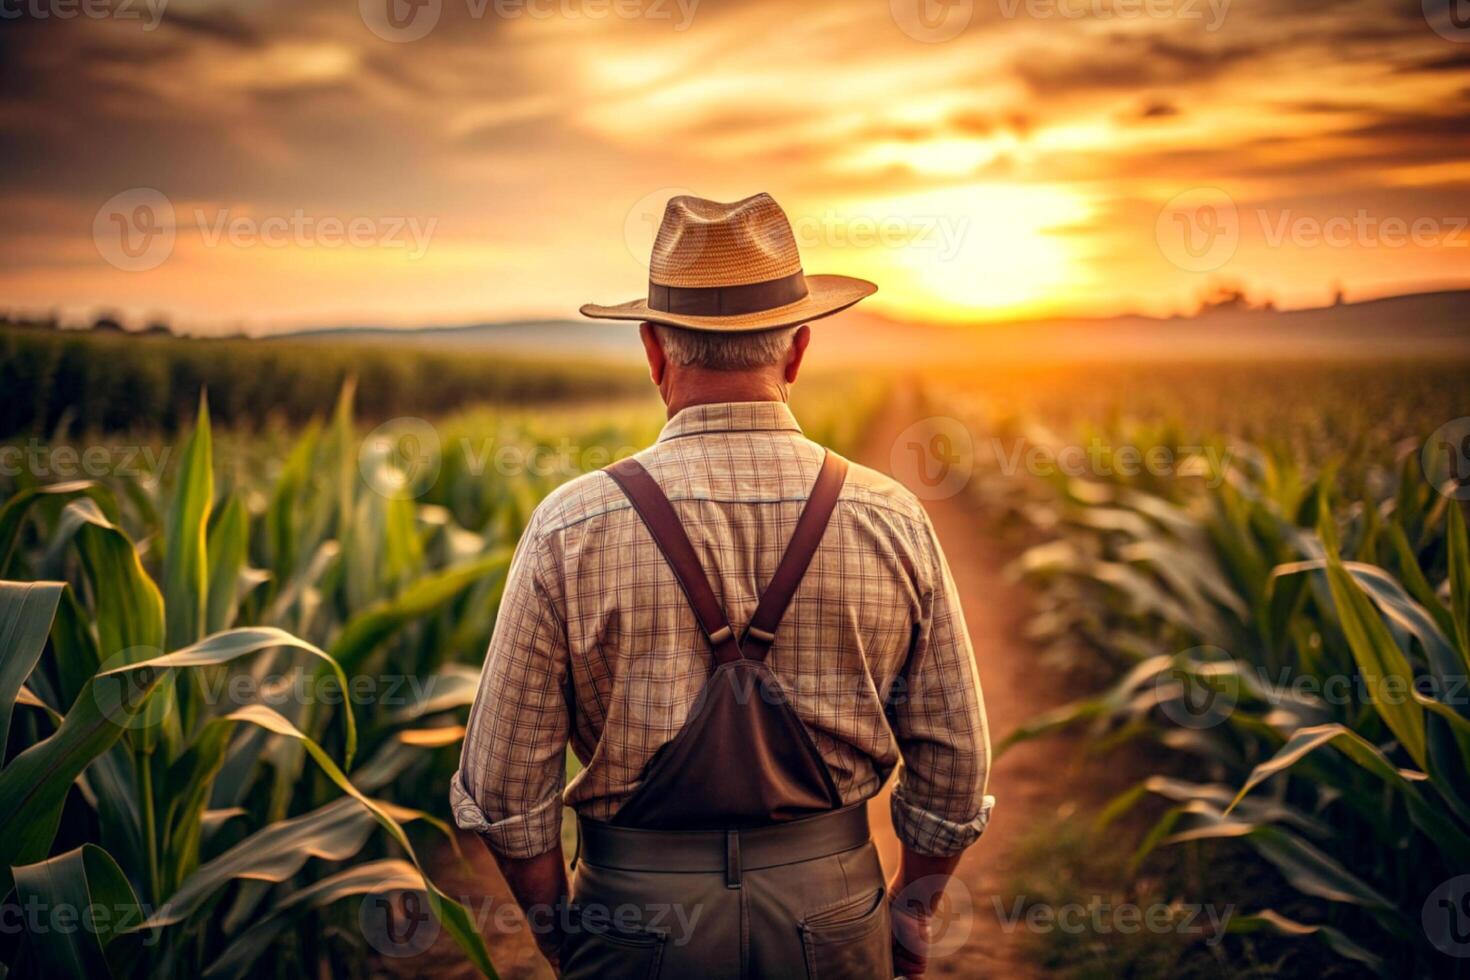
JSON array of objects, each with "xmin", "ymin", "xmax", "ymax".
[{"xmin": 725, "ymin": 830, "xmax": 741, "ymax": 889}]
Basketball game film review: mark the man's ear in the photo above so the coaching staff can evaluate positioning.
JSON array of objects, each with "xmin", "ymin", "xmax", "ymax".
[
  {"xmin": 639, "ymin": 322, "xmax": 667, "ymax": 386},
  {"xmin": 784, "ymin": 325, "xmax": 811, "ymax": 384}
]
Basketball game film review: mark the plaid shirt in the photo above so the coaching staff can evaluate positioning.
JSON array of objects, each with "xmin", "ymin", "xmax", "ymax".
[{"xmin": 452, "ymin": 401, "xmax": 992, "ymax": 859}]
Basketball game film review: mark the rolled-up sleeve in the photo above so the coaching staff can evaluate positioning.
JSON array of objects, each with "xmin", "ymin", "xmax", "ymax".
[
  {"xmin": 889, "ymin": 519, "xmax": 994, "ymax": 857},
  {"xmin": 451, "ymin": 515, "xmax": 571, "ymax": 859}
]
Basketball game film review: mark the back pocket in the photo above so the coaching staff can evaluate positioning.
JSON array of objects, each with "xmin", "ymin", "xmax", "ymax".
[
  {"xmin": 799, "ymin": 887, "xmax": 892, "ymax": 979},
  {"xmin": 560, "ymin": 913, "xmax": 666, "ymax": 980}
]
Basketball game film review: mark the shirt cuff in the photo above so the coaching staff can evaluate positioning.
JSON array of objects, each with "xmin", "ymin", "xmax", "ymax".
[
  {"xmin": 450, "ymin": 770, "xmax": 564, "ymax": 860},
  {"xmin": 890, "ymin": 783, "xmax": 994, "ymax": 857}
]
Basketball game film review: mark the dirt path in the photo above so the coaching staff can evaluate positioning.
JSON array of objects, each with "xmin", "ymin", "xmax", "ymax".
[{"xmin": 856, "ymin": 388, "xmax": 1081, "ymax": 979}]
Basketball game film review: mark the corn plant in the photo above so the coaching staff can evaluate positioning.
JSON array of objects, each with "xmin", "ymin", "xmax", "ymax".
[
  {"xmin": 0, "ymin": 392, "xmax": 519, "ymax": 978},
  {"xmin": 932, "ymin": 372, "xmax": 1470, "ymax": 976}
]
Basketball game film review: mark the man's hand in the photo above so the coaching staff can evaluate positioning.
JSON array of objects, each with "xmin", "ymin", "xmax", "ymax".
[
  {"xmin": 887, "ymin": 846, "xmax": 963, "ymax": 978},
  {"xmin": 486, "ymin": 842, "xmax": 571, "ymax": 972},
  {"xmin": 889, "ymin": 898, "xmax": 930, "ymax": 978}
]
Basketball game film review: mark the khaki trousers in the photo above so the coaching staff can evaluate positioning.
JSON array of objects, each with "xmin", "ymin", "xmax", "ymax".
[{"xmin": 561, "ymin": 805, "xmax": 893, "ymax": 980}]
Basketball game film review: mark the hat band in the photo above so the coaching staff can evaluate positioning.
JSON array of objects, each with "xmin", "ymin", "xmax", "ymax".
[{"xmin": 648, "ymin": 271, "xmax": 808, "ymax": 317}]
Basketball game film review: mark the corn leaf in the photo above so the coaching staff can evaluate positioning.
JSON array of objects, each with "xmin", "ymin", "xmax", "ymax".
[
  {"xmin": 164, "ymin": 394, "xmax": 213, "ymax": 651},
  {"xmin": 1227, "ymin": 910, "xmax": 1384, "ymax": 973},
  {"xmin": 0, "ymin": 580, "xmax": 64, "ymax": 761},
  {"xmin": 11, "ymin": 844, "xmax": 144, "ymax": 978}
]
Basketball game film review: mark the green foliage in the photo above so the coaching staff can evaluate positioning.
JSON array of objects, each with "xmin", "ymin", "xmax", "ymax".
[
  {"xmin": 0, "ymin": 373, "xmax": 884, "ymax": 977},
  {"xmin": 946, "ymin": 358, "xmax": 1470, "ymax": 976},
  {"xmin": 0, "ymin": 325, "xmax": 647, "ymax": 436}
]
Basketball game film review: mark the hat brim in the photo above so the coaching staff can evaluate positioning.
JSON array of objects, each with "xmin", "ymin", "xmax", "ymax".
[{"xmin": 579, "ymin": 274, "xmax": 877, "ymax": 332}]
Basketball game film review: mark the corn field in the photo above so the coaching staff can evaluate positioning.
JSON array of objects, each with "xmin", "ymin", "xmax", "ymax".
[
  {"xmin": 0, "ymin": 374, "xmax": 883, "ymax": 978},
  {"xmin": 928, "ymin": 359, "xmax": 1470, "ymax": 976}
]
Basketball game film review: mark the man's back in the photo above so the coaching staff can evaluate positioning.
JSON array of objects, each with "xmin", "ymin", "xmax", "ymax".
[{"xmin": 454, "ymin": 401, "xmax": 991, "ymax": 863}]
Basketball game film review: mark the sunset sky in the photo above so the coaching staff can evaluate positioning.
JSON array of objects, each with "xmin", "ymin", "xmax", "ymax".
[{"xmin": 2, "ymin": 0, "xmax": 1468, "ymax": 333}]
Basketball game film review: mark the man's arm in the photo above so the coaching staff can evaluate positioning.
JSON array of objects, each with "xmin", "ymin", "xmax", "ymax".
[
  {"xmin": 489, "ymin": 844, "xmax": 571, "ymax": 968},
  {"xmin": 885, "ymin": 518, "xmax": 993, "ymax": 976},
  {"xmin": 451, "ymin": 518, "xmax": 574, "ymax": 967}
]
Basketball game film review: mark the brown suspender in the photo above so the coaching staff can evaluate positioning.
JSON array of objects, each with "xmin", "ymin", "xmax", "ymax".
[{"xmin": 605, "ymin": 451, "xmax": 849, "ymax": 665}]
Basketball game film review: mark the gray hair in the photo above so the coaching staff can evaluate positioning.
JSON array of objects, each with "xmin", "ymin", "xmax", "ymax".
[{"xmin": 651, "ymin": 324, "xmax": 798, "ymax": 371}]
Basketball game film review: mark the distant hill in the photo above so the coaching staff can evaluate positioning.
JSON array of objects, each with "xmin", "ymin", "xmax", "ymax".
[{"xmin": 279, "ymin": 288, "xmax": 1470, "ymax": 364}]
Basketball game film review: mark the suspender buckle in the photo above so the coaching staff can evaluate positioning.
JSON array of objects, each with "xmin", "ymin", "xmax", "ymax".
[{"xmin": 707, "ymin": 625, "xmax": 734, "ymax": 647}]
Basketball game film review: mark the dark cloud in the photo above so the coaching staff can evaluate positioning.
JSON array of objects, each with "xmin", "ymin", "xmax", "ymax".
[
  {"xmin": 1394, "ymin": 52, "xmax": 1470, "ymax": 74},
  {"xmin": 1014, "ymin": 34, "xmax": 1259, "ymax": 95},
  {"xmin": 1136, "ymin": 100, "xmax": 1180, "ymax": 120},
  {"xmin": 1273, "ymin": 99, "xmax": 1377, "ymax": 114},
  {"xmin": 161, "ymin": 10, "xmax": 265, "ymax": 48}
]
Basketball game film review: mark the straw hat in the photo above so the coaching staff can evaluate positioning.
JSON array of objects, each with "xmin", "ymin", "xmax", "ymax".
[{"xmin": 580, "ymin": 193, "xmax": 877, "ymax": 332}]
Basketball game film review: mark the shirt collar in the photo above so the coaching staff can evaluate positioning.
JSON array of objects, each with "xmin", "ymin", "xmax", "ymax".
[{"xmin": 657, "ymin": 401, "xmax": 804, "ymax": 443}]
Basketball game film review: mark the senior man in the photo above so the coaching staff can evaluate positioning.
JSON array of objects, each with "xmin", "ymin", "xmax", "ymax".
[{"xmin": 453, "ymin": 192, "xmax": 992, "ymax": 979}]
